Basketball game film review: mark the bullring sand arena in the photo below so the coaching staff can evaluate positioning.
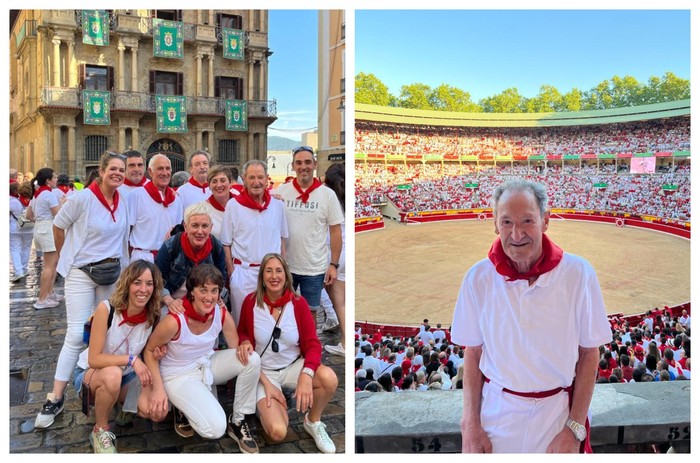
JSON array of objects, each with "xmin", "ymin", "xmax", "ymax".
[{"xmin": 355, "ymin": 218, "xmax": 690, "ymax": 326}]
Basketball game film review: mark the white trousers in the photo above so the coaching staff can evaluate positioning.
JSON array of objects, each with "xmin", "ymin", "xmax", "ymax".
[
  {"xmin": 54, "ymin": 268, "xmax": 116, "ymax": 381},
  {"xmin": 480, "ymin": 380, "xmax": 569, "ymax": 453},
  {"xmin": 229, "ymin": 266, "xmax": 258, "ymax": 326},
  {"xmin": 163, "ymin": 348, "xmax": 261, "ymax": 439},
  {"xmin": 10, "ymin": 232, "xmax": 33, "ymax": 275},
  {"xmin": 130, "ymin": 248, "xmax": 155, "ymax": 263}
]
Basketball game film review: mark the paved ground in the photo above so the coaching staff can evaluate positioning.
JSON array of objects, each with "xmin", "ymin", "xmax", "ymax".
[{"xmin": 8, "ymin": 249, "xmax": 345, "ymax": 454}]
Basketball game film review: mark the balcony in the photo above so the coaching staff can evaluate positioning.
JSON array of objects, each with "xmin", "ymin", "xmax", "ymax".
[
  {"xmin": 41, "ymin": 10, "xmax": 79, "ymax": 28},
  {"xmin": 42, "ymin": 87, "xmax": 80, "ymax": 108}
]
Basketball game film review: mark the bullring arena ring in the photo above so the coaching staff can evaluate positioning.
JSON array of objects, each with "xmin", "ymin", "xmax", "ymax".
[{"xmin": 354, "ymin": 100, "xmax": 691, "ymax": 331}]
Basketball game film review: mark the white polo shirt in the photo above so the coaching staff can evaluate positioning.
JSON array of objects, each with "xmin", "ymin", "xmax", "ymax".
[
  {"xmin": 451, "ymin": 253, "xmax": 612, "ymax": 392},
  {"xmin": 127, "ymin": 187, "xmax": 184, "ymax": 252},
  {"xmin": 177, "ymin": 181, "xmax": 211, "ymax": 211}
]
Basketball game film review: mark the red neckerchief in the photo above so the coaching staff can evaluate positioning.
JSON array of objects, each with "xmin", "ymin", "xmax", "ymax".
[
  {"xmin": 487, "ymin": 233, "xmax": 563, "ymax": 281},
  {"xmin": 292, "ymin": 178, "xmax": 322, "ymax": 203},
  {"xmin": 88, "ymin": 182, "xmax": 120, "ymax": 222},
  {"xmin": 19, "ymin": 196, "xmax": 30, "ymax": 207},
  {"xmin": 180, "ymin": 232, "xmax": 213, "ymax": 265},
  {"xmin": 188, "ymin": 176, "xmax": 208, "ymax": 193},
  {"xmin": 234, "ymin": 188, "xmax": 271, "ymax": 212},
  {"xmin": 123, "ymin": 177, "xmax": 147, "ymax": 187},
  {"xmin": 207, "ymin": 192, "xmax": 234, "ymax": 212},
  {"xmin": 57, "ymin": 185, "xmax": 72, "ymax": 194},
  {"xmin": 231, "ymin": 184, "xmax": 244, "ymax": 194},
  {"xmin": 263, "ymin": 289, "xmax": 293, "ymax": 315},
  {"xmin": 144, "ymin": 181, "xmax": 176, "ymax": 207},
  {"xmin": 33, "ymin": 185, "xmax": 52, "ymax": 199},
  {"xmin": 10, "ymin": 193, "xmax": 19, "ymax": 199},
  {"xmin": 119, "ymin": 307, "xmax": 148, "ymax": 326},
  {"xmin": 10, "ymin": 179, "xmax": 17, "ymax": 184},
  {"xmin": 182, "ymin": 296, "xmax": 214, "ymax": 323}
]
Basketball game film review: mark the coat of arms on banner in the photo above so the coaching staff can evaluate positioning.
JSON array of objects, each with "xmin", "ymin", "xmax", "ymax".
[
  {"xmin": 153, "ymin": 19, "xmax": 184, "ymax": 59},
  {"xmin": 222, "ymin": 28, "xmax": 245, "ymax": 60},
  {"xmin": 156, "ymin": 95, "xmax": 187, "ymax": 133},
  {"xmin": 81, "ymin": 10, "xmax": 109, "ymax": 46},
  {"xmin": 225, "ymin": 100, "xmax": 248, "ymax": 131},
  {"xmin": 83, "ymin": 90, "xmax": 111, "ymax": 125}
]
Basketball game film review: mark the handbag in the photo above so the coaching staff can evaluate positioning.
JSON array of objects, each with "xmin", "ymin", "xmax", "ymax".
[
  {"xmin": 79, "ymin": 258, "xmax": 121, "ymax": 286},
  {"xmin": 10, "ymin": 209, "xmax": 33, "ymax": 229}
]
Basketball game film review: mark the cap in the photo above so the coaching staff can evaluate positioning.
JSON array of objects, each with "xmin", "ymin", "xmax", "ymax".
[{"xmin": 355, "ymin": 369, "xmax": 367, "ymax": 379}]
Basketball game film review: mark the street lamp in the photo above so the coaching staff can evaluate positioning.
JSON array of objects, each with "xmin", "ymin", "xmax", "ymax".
[{"xmin": 266, "ymin": 156, "xmax": 276, "ymax": 168}]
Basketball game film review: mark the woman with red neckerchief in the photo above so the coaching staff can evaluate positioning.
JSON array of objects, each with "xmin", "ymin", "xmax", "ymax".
[
  {"xmin": 35, "ymin": 151, "xmax": 130, "ymax": 430},
  {"xmin": 9, "ymin": 181, "xmax": 33, "ymax": 282},
  {"xmin": 200, "ymin": 165, "xmax": 235, "ymax": 240},
  {"xmin": 26, "ymin": 167, "xmax": 62, "ymax": 309},
  {"xmin": 143, "ymin": 264, "xmax": 261, "ymax": 453},
  {"xmin": 237, "ymin": 253, "xmax": 338, "ymax": 453},
  {"xmin": 73, "ymin": 260, "xmax": 168, "ymax": 453}
]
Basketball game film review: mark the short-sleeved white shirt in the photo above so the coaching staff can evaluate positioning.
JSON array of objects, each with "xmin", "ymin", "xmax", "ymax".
[
  {"xmin": 177, "ymin": 181, "xmax": 211, "ymax": 212},
  {"xmin": 199, "ymin": 200, "xmax": 226, "ymax": 241},
  {"xmin": 31, "ymin": 190, "xmax": 59, "ymax": 221},
  {"xmin": 127, "ymin": 187, "xmax": 184, "ymax": 251},
  {"xmin": 275, "ymin": 183, "xmax": 344, "ymax": 275},
  {"xmin": 451, "ymin": 253, "xmax": 612, "ymax": 392}
]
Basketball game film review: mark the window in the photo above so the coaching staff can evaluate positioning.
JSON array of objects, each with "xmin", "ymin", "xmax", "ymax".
[
  {"xmin": 218, "ymin": 13, "xmax": 243, "ymax": 30},
  {"xmin": 84, "ymin": 135, "xmax": 108, "ymax": 162},
  {"xmin": 218, "ymin": 140, "xmax": 239, "ymax": 164},
  {"xmin": 149, "ymin": 71, "xmax": 183, "ymax": 95},
  {"xmin": 80, "ymin": 65, "xmax": 113, "ymax": 91},
  {"xmin": 214, "ymin": 76, "xmax": 244, "ymax": 100},
  {"xmin": 152, "ymin": 10, "xmax": 182, "ymax": 21}
]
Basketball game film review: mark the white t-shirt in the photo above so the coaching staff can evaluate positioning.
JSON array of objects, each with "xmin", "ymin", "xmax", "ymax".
[
  {"xmin": 177, "ymin": 181, "xmax": 211, "ymax": 212},
  {"xmin": 253, "ymin": 301, "xmax": 301, "ymax": 371},
  {"xmin": 275, "ymin": 183, "xmax": 344, "ymax": 275},
  {"xmin": 31, "ymin": 189, "xmax": 59, "ymax": 221},
  {"xmin": 127, "ymin": 187, "xmax": 184, "ymax": 252},
  {"xmin": 200, "ymin": 199, "xmax": 226, "ymax": 241},
  {"xmin": 451, "ymin": 253, "xmax": 612, "ymax": 392}
]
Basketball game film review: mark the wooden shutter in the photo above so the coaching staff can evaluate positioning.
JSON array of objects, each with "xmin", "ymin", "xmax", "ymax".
[
  {"xmin": 149, "ymin": 70, "xmax": 156, "ymax": 94},
  {"xmin": 78, "ymin": 63, "xmax": 86, "ymax": 89},
  {"xmin": 107, "ymin": 66, "xmax": 114, "ymax": 92},
  {"xmin": 176, "ymin": 72, "xmax": 183, "ymax": 96},
  {"xmin": 236, "ymin": 78, "xmax": 243, "ymax": 100},
  {"xmin": 214, "ymin": 76, "xmax": 221, "ymax": 98}
]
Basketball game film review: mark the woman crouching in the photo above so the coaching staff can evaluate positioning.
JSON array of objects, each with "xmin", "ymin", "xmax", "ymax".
[
  {"xmin": 237, "ymin": 253, "xmax": 338, "ymax": 453},
  {"xmin": 74, "ymin": 260, "xmax": 167, "ymax": 453},
  {"xmin": 144, "ymin": 264, "xmax": 261, "ymax": 453}
]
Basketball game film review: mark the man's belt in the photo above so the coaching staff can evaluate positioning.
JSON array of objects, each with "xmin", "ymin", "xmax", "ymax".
[
  {"xmin": 233, "ymin": 258, "xmax": 260, "ymax": 268},
  {"xmin": 133, "ymin": 248, "xmax": 158, "ymax": 258},
  {"xmin": 484, "ymin": 376, "xmax": 572, "ymax": 398}
]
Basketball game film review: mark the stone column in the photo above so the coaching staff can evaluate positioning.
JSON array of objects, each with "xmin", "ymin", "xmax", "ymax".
[
  {"xmin": 67, "ymin": 39, "xmax": 77, "ymax": 87},
  {"xmin": 53, "ymin": 126, "xmax": 61, "ymax": 163},
  {"xmin": 132, "ymin": 127, "xmax": 140, "ymax": 151},
  {"xmin": 261, "ymin": 59, "xmax": 267, "ymax": 100},
  {"xmin": 207, "ymin": 132, "xmax": 215, "ymax": 158},
  {"xmin": 208, "ymin": 54, "xmax": 214, "ymax": 97},
  {"xmin": 118, "ymin": 128, "xmax": 126, "ymax": 152},
  {"xmin": 68, "ymin": 126, "xmax": 76, "ymax": 176},
  {"xmin": 117, "ymin": 41, "xmax": 126, "ymax": 91},
  {"xmin": 131, "ymin": 46, "xmax": 138, "ymax": 92},
  {"xmin": 196, "ymin": 53, "xmax": 203, "ymax": 97},
  {"xmin": 52, "ymin": 37, "xmax": 61, "ymax": 87}
]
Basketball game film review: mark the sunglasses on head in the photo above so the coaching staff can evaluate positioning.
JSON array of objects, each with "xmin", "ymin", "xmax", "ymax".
[
  {"xmin": 271, "ymin": 326, "xmax": 282, "ymax": 353},
  {"xmin": 106, "ymin": 151, "xmax": 127, "ymax": 160},
  {"xmin": 291, "ymin": 145, "xmax": 314, "ymax": 155}
]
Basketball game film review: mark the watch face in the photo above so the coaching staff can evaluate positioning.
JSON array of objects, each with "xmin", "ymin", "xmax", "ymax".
[{"xmin": 575, "ymin": 427, "xmax": 586, "ymax": 441}]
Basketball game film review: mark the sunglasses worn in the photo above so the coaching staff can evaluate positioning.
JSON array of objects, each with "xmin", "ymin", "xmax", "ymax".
[
  {"xmin": 271, "ymin": 326, "xmax": 282, "ymax": 353},
  {"xmin": 106, "ymin": 151, "xmax": 127, "ymax": 160},
  {"xmin": 291, "ymin": 145, "xmax": 314, "ymax": 155}
]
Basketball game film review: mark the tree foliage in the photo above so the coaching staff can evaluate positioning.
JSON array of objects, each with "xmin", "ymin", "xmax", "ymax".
[{"xmin": 354, "ymin": 72, "xmax": 689, "ymax": 113}]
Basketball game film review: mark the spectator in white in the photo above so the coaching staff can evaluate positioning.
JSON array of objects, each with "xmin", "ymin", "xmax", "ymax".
[
  {"xmin": 432, "ymin": 323, "xmax": 446, "ymax": 343},
  {"xmin": 452, "ymin": 179, "xmax": 611, "ymax": 453},
  {"xmin": 117, "ymin": 150, "xmax": 148, "ymax": 197},
  {"xmin": 679, "ymin": 310, "xmax": 690, "ymax": 329},
  {"xmin": 127, "ymin": 154, "xmax": 184, "ymax": 263},
  {"xmin": 9, "ymin": 182, "xmax": 33, "ymax": 281},
  {"xmin": 274, "ymin": 147, "xmax": 343, "ymax": 326},
  {"xmin": 35, "ymin": 151, "xmax": 130, "ymax": 429},
  {"xmin": 220, "ymin": 160, "xmax": 288, "ymax": 325},
  {"xmin": 361, "ymin": 344, "xmax": 382, "ymax": 379},
  {"xmin": 176, "ymin": 150, "xmax": 212, "ymax": 211},
  {"xmin": 417, "ymin": 325, "xmax": 435, "ymax": 344},
  {"xmin": 53, "ymin": 174, "xmax": 74, "ymax": 203},
  {"xmin": 199, "ymin": 165, "xmax": 235, "ymax": 240},
  {"xmin": 26, "ymin": 168, "xmax": 62, "ymax": 309}
]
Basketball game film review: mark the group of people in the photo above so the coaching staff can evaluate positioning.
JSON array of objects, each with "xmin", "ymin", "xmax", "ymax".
[{"xmin": 12, "ymin": 146, "xmax": 344, "ymax": 454}]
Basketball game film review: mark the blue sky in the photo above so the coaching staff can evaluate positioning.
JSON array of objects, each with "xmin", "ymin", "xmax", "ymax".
[
  {"xmin": 268, "ymin": 10, "xmax": 318, "ymax": 142},
  {"xmin": 355, "ymin": 10, "xmax": 691, "ymax": 102}
]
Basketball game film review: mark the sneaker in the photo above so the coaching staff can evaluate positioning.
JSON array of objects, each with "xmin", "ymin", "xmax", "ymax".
[
  {"xmin": 48, "ymin": 291, "xmax": 64, "ymax": 302},
  {"xmin": 324, "ymin": 343, "xmax": 345, "ymax": 357},
  {"xmin": 303, "ymin": 413, "xmax": 336, "ymax": 453},
  {"xmin": 34, "ymin": 393, "xmax": 65, "ymax": 429},
  {"xmin": 115, "ymin": 402, "xmax": 135, "ymax": 427},
  {"xmin": 317, "ymin": 319, "xmax": 340, "ymax": 334},
  {"xmin": 11, "ymin": 273, "xmax": 25, "ymax": 282},
  {"xmin": 34, "ymin": 298, "xmax": 59, "ymax": 310},
  {"xmin": 227, "ymin": 415, "xmax": 259, "ymax": 454},
  {"xmin": 89, "ymin": 427, "xmax": 118, "ymax": 453},
  {"xmin": 173, "ymin": 408, "xmax": 194, "ymax": 438}
]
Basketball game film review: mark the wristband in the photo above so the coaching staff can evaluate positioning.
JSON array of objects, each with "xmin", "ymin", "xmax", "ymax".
[
  {"xmin": 330, "ymin": 262, "xmax": 339, "ymax": 269},
  {"xmin": 127, "ymin": 354, "xmax": 135, "ymax": 368},
  {"xmin": 301, "ymin": 367, "xmax": 315, "ymax": 379}
]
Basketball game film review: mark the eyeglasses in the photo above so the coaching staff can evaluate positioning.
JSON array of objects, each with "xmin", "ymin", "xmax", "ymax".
[
  {"xmin": 106, "ymin": 151, "xmax": 127, "ymax": 160},
  {"xmin": 271, "ymin": 326, "xmax": 281, "ymax": 353},
  {"xmin": 291, "ymin": 146, "xmax": 314, "ymax": 155}
]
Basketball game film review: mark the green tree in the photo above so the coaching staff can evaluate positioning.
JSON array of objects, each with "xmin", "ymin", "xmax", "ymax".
[
  {"xmin": 524, "ymin": 85, "xmax": 564, "ymax": 112},
  {"xmin": 561, "ymin": 88, "xmax": 583, "ymax": 112},
  {"xmin": 429, "ymin": 83, "xmax": 482, "ymax": 112},
  {"xmin": 582, "ymin": 80, "xmax": 614, "ymax": 110},
  {"xmin": 355, "ymin": 72, "xmax": 392, "ymax": 106},
  {"xmin": 397, "ymin": 83, "xmax": 433, "ymax": 110},
  {"xmin": 656, "ymin": 71, "xmax": 690, "ymax": 102},
  {"xmin": 609, "ymin": 75, "xmax": 643, "ymax": 107},
  {"xmin": 480, "ymin": 88, "xmax": 526, "ymax": 113}
]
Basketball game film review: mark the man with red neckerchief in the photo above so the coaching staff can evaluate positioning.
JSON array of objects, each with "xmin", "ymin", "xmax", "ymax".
[
  {"xmin": 117, "ymin": 150, "xmax": 148, "ymax": 198},
  {"xmin": 451, "ymin": 179, "xmax": 611, "ymax": 453},
  {"xmin": 127, "ymin": 154, "xmax": 184, "ymax": 263},
  {"xmin": 274, "ymin": 147, "xmax": 343, "ymax": 327},
  {"xmin": 176, "ymin": 150, "xmax": 212, "ymax": 211},
  {"xmin": 220, "ymin": 159, "xmax": 288, "ymax": 325}
]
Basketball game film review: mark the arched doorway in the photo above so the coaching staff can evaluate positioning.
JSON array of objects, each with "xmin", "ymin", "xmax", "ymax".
[{"xmin": 146, "ymin": 138, "xmax": 186, "ymax": 173}]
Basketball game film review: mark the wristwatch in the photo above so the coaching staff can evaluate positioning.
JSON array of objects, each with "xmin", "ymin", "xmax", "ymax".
[
  {"xmin": 329, "ymin": 262, "xmax": 339, "ymax": 269},
  {"xmin": 566, "ymin": 418, "xmax": 587, "ymax": 441},
  {"xmin": 301, "ymin": 367, "xmax": 315, "ymax": 379}
]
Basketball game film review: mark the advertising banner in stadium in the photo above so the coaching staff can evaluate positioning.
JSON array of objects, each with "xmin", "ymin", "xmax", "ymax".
[{"xmin": 631, "ymin": 157, "xmax": 656, "ymax": 174}]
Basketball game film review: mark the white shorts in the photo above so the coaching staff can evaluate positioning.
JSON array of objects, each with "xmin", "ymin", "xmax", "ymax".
[
  {"xmin": 33, "ymin": 219, "xmax": 56, "ymax": 252},
  {"xmin": 256, "ymin": 356, "xmax": 305, "ymax": 402}
]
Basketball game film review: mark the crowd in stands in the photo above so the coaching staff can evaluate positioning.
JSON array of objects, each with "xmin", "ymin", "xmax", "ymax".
[{"xmin": 355, "ymin": 310, "xmax": 691, "ymax": 393}]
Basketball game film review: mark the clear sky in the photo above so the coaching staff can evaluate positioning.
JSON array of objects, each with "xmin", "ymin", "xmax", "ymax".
[
  {"xmin": 355, "ymin": 10, "xmax": 691, "ymax": 102},
  {"xmin": 268, "ymin": 10, "xmax": 318, "ymax": 142}
]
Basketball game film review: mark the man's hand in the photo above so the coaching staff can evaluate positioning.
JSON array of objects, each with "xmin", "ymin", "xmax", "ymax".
[
  {"xmin": 546, "ymin": 428, "xmax": 580, "ymax": 453},
  {"xmin": 324, "ymin": 265, "xmax": 337, "ymax": 285},
  {"xmin": 461, "ymin": 422, "xmax": 493, "ymax": 453}
]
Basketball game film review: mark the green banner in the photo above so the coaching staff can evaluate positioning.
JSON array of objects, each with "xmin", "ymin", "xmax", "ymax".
[
  {"xmin": 225, "ymin": 100, "xmax": 248, "ymax": 131},
  {"xmin": 397, "ymin": 184, "xmax": 412, "ymax": 190},
  {"xmin": 464, "ymin": 183, "xmax": 479, "ymax": 188},
  {"xmin": 355, "ymin": 152, "xmax": 367, "ymax": 160},
  {"xmin": 673, "ymin": 151, "xmax": 690, "ymax": 157},
  {"xmin": 563, "ymin": 155, "xmax": 580, "ymax": 160},
  {"xmin": 634, "ymin": 152, "xmax": 654, "ymax": 157},
  {"xmin": 153, "ymin": 19, "xmax": 184, "ymax": 59},
  {"xmin": 82, "ymin": 10, "xmax": 109, "ymax": 46},
  {"xmin": 156, "ymin": 95, "xmax": 187, "ymax": 133},
  {"xmin": 529, "ymin": 155, "xmax": 545, "ymax": 160},
  {"xmin": 83, "ymin": 90, "xmax": 111, "ymax": 125},
  {"xmin": 222, "ymin": 28, "xmax": 245, "ymax": 60},
  {"xmin": 662, "ymin": 184, "xmax": 679, "ymax": 191},
  {"xmin": 599, "ymin": 153, "xmax": 617, "ymax": 159},
  {"xmin": 593, "ymin": 182, "xmax": 608, "ymax": 188}
]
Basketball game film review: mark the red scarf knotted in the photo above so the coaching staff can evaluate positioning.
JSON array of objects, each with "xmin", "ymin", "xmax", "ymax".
[
  {"xmin": 234, "ymin": 188, "xmax": 271, "ymax": 212},
  {"xmin": 19, "ymin": 196, "xmax": 30, "ymax": 207},
  {"xmin": 119, "ymin": 307, "xmax": 148, "ymax": 326},
  {"xmin": 88, "ymin": 182, "xmax": 120, "ymax": 222},
  {"xmin": 263, "ymin": 289, "xmax": 293, "ymax": 315},
  {"xmin": 180, "ymin": 232, "xmax": 213, "ymax": 265},
  {"xmin": 188, "ymin": 176, "xmax": 208, "ymax": 193},
  {"xmin": 488, "ymin": 233, "xmax": 563, "ymax": 281},
  {"xmin": 123, "ymin": 176, "xmax": 147, "ymax": 187},
  {"xmin": 292, "ymin": 178, "xmax": 322, "ymax": 203},
  {"xmin": 33, "ymin": 185, "xmax": 52, "ymax": 199},
  {"xmin": 182, "ymin": 296, "xmax": 214, "ymax": 323},
  {"xmin": 57, "ymin": 185, "xmax": 72, "ymax": 194},
  {"xmin": 144, "ymin": 181, "xmax": 176, "ymax": 207},
  {"xmin": 207, "ymin": 192, "xmax": 234, "ymax": 212},
  {"xmin": 10, "ymin": 193, "xmax": 19, "ymax": 199}
]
